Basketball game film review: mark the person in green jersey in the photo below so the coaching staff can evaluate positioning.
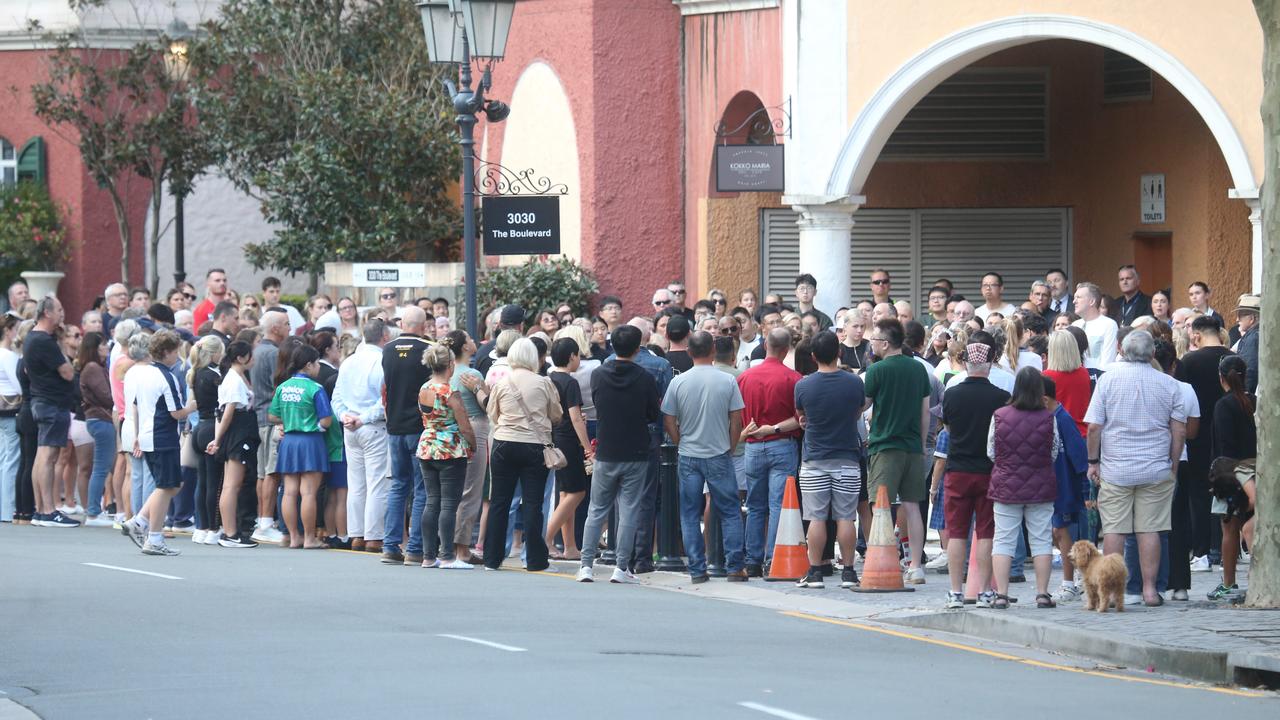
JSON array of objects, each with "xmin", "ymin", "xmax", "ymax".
[{"xmin": 269, "ymin": 345, "xmax": 333, "ymax": 549}]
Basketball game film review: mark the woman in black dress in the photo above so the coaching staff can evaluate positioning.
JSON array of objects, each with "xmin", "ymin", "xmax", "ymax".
[{"xmin": 543, "ymin": 338, "xmax": 593, "ymax": 560}]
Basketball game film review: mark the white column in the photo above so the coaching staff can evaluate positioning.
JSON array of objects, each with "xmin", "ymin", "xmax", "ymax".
[
  {"xmin": 793, "ymin": 199, "xmax": 862, "ymax": 318},
  {"xmin": 1246, "ymin": 199, "xmax": 1263, "ymax": 293},
  {"xmin": 781, "ymin": 0, "xmax": 847, "ymax": 198}
]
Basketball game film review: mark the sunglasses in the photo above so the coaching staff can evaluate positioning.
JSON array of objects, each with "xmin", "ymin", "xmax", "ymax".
[
  {"xmin": 183, "ymin": 293, "xmax": 197, "ymax": 300},
  {"xmin": 719, "ymin": 326, "xmax": 739, "ymax": 335},
  {"xmin": 871, "ymin": 279, "xmax": 890, "ymax": 286},
  {"xmin": 670, "ymin": 289, "xmax": 686, "ymax": 295},
  {"xmin": 654, "ymin": 300, "xmax": 670, "ymax": 306},
  {"xmin": 380, "ymin": 293, "xmax": 396, "ymax": 300}
]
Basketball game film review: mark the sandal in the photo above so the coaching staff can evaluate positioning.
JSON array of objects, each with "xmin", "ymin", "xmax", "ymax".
[
  {"xmin": 992, "ymin": 594, "xmax": 1010, "ymax": 610},
  {"xmin": 1035, "ymin": 593, "xmax": 1057, "ymax": 609}
]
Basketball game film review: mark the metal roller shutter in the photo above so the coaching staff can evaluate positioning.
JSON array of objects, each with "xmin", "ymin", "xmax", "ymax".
[
  {"xmin": 918, "ymin": 208, "xmax": 1070, "ymax": 305},
  {"xmin": 760, "ymin": 207, "xmax": 1070, "ymax": 309}
]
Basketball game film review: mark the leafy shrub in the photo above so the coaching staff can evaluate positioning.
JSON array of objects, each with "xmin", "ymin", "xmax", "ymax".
[
  {"xmin": 0, "ymin": 183, "xmax": 71, "ymax": 287},
  {"xmin": 476, "ymin": 257, "xmax": 599, "ymax": 320}
]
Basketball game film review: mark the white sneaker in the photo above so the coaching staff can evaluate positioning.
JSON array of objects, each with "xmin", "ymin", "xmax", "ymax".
[
  {"xmin": 1190, "ymin": 555, "xmax": 1211, "ymax": 572},
  {"xmin": 610, "ymin": 567, "xmax": 638, "ymax": 584},
  {"xmin": 1124, "ymin": 593, "xmax": 1142, "ymax": 607},
  {"xmin": 84, "ymin": 514, "xmax": 115, "ymax": 528},
  {"xmin": 925, "ymin": 553, "xmax": 950, "ymax": 571},
  {"xmin": 904, "ymin": 567, "xmax": 926, "ymax": 585},
  {"xmin": 440, "ymin": 558, "xmax": 473, "ymax": 570},
  {"xmin": 421, "ymin": 558, "xmax": 443, "ymax": 568},
  {"xmin": 57, "ymin": 504, "xmax": 76, "ymax": 516},
  {"xmin": 251, "ymin": 525, "xmax": 285, "ymax": 544},
  {"xmin": 192, "ymin": 529, "xmax": 207, "ymax": 544},
  {"xmin": 71, "ymin": 504, "xmax": 85, "ymax": 516},
  {"xmin": 576, "ymin": 567, "xmax": 594, "ymax": 583},
  {"xmin": 204, "ymin": 530, "xmax": 222, "ymax": 546},
  {"xmin": 1052, "ymin": 584, "xmax": 1083, "ymax": 603}
]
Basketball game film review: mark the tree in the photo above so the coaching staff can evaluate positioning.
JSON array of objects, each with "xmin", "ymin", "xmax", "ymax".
[
  {"xmin": 194, "ymin": 0, "xmax": 461, "ymax": 282},
  {"xmin": 26, "ymin": 0, "xmax": 213, "ymax": 291},
  {"xmin": 1247, "ymin": 0, "xmax": 1278, "ymax": 609}
]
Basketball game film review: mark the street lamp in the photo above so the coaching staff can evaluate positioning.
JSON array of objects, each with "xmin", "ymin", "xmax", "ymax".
[
  {"xmin": 164, "ymin": 18, "xmax": 192, "ymax": 286},
  {"xmin": 417, "ymin": 0, "xmax": 515, "ymax": 339}
]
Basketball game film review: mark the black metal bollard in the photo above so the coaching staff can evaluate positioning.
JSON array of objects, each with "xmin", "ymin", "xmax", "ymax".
[
  {"xmin": 599, "ymin": 502, "xmax": 617, "ymax": 566},
  {"xmin": 706, "ymin": 504, "xmax": 727, "ymax": 577},
  {"xmin": 656, "ymin": 442, "xmax": 687, "ymax": 572}
]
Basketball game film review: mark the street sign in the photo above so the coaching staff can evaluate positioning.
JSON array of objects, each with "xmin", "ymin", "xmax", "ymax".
[
  {"xmin": 350, "ymin": 263, "xmax": 427, "ymax": 287},
  {"xmin": 482, "ymin": 195, "xmax": 560, "ymax": 255},
  {"xmin": 715, "ymin": 144, "xmax": 785, "ymax": 192},
  {"xmin": 1141, "ymin": 173, "xmax": 1165, "ymax": 224}
]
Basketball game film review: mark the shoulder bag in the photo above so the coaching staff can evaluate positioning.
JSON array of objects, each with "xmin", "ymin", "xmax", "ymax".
[{"xmin": 504, "ymin": 376, "xmax": 567, "ymax": 470}]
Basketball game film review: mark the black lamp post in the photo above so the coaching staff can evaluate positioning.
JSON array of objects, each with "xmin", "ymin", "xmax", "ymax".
[
  {"xmin": 417, "ymin": 0, "xmax": 514, "ymax": 339},
  {"xmin": 165, "ymin": 18, "xmax": 192, "ymax": 287}
]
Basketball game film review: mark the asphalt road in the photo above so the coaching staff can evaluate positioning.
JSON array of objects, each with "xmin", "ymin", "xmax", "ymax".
[{"xmin": 1, "ymin": 525, "xmax": 1275, "ymax": 720}]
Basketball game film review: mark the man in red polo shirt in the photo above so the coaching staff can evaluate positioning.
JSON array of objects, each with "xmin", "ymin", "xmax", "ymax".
[{"xmin": 736, "ymin": 328, "xmax": 802, "ymax": 576}]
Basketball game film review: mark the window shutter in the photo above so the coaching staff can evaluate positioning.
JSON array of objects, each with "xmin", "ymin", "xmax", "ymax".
[
  {"xmin": 760, "ymin": 208, "xmax": 800, "ymax": 303},
  {"xmin": 17, "ymin": 137, "xmax": 46, "ymax": 185},
  {"xmin": 917, "ymin": 208, "xmax": 1069, "ymax": 306},
  {"xmin": 1103, "ymin": 49, "xmax": 1152, "ymax": 102},
  {"xmin": 849, "ymin": 209, "xmax": 915, "ymax": 306}
]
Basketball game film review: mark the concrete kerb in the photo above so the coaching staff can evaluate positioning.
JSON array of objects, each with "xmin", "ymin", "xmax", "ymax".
[{"xmin": 528, "ymin": 559, "xmax": 1252, "ymax": 686}]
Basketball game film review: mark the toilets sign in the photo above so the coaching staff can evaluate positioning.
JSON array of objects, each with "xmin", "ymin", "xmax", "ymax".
[{"xmin": 1141, "ymin": 173, "xmax": 1166, "ymax": 224}]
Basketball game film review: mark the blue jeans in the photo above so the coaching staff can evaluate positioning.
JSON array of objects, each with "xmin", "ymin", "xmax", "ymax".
[
  {"xmin": 1124, "ymin": 532, "xmax": 1170, "ymax": 595},
  {"xmin": 678, "ymin": 453, "xmax": 744, "ymax": 576},
  {"xmin": 0, "ymin": 416, "xmax": 18, "ymax": 521},
  {"xmin": 84, "ymin": 419, "xmax": 116, "ymax": 516},
  {"xmin": 383, "ymin": 433, "xmax": 426, "ymax": 554},
  {"xmin": 129, "ymin": 454, "xmax": 155, "ymax": 515},
  {"xmin": 744, "ymin": 438, "xmax": 798, "ymax": 565}
]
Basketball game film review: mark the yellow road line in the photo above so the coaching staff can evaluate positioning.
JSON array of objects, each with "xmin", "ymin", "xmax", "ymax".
[{"xmin": 779, "ymin": 611, "xmax": 1269, "ymax": 698}]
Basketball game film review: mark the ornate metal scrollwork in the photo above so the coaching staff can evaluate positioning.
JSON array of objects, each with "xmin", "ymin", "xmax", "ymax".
[
  {"xmin": 714, "ymin": 97, "xmax": 792, "ymax": 143},
  {"xmin": 475, "ymin": 160, "xmax": 569, "ymax": 196}
]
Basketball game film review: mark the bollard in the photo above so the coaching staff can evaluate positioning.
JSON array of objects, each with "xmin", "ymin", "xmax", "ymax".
[
  {"xmin": 655, "ymin": 442, "xmax": 687, "ymax": 572},
  {"xmin": 599, "ymin": 502, "xmax": 617, "ymax": 566},
  {"xmin": 706, "ymin": 504, "xmax": 727, "ymax": 577}
]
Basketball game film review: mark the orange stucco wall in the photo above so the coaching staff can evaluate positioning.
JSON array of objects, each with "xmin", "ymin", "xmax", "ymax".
[{"xmin": 862, "ymin": 40, "xmax": 1252, "ymax": 310}]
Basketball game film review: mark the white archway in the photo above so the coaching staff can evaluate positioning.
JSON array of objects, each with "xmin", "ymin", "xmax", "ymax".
[{"xmin": 826, "ymin": 14, "xmax": 1260, "ymax": 199}]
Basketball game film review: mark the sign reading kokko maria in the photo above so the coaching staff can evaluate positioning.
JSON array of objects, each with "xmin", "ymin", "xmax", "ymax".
[
  {"xmin": 350, "ymin": 263, "xmax": 427, "ymax": 287},
  {"xmin": 715, "ymin": 145, "xmax": 785, "ymax": 192},
  {"xmin": 482, "ymin": 195, "xmax": 561, "ymax": 255}
]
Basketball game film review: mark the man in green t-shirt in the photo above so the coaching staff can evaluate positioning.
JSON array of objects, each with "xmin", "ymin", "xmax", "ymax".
[{"xmin": 862, "ymin": 318, "xmax": 931, "ymax": 583}]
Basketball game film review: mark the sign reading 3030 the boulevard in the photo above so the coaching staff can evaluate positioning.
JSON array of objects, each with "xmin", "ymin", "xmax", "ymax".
[{"xmin": 482, "ymin": 196, "xmax": 561, "ymax": 255}]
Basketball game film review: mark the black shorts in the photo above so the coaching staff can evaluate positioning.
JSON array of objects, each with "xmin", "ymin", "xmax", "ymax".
[
  {"xmin": 144, "ymin": 449, "xmax": 183, "ymax": 489},
  {"xmin": 553, "ymin": 442, "xmax": 588, "ymax": 494},
  {"xmin": 31, "ymin": 399, "xmax": 70, "ymax": 448},
  {"xmin": 217, "ymin": 410, "xmax": 260, "ymax": 465}
]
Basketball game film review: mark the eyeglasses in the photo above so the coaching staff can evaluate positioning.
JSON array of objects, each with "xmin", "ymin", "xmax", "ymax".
[
  {"xmin": 653, "ymin": 300, "xmax": 670, "ymax": 306},
  {"xmin": 981, "ymin": 283, "xmax": 1002, "ymax": 289},
  {"xmin": 871, "ymin": 279, "xmax": 890, "ymax": 286},
  {"xmin": 869, "ymin": 337, "xmax": 888, "ymax": 344},
  {"xmin": 380, "ymin": 293, "xmax": 396, "ymax": 300},
  {"xmin": 339, "ymin": 304, "xmax": 355, "ymax": 312},
  {"xmin": 719, "ymin": 326, "xmax": 739, "ymax": 335},
  {"xmin": 183, "ymin": 293, "xmax": 197, "ymax": 300}
]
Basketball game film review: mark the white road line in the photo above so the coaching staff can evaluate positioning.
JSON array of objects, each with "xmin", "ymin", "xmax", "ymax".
[
  {"xmin": 737, "ymin": 701, "xmax": 823, "ymax": 720},
  {"xmin": 82, "ymin": 563, "xmax": 182, "ymax": 581},
  {"xmin": 436, "ymin": 634, "xmax": 527, "ymax": 653}
]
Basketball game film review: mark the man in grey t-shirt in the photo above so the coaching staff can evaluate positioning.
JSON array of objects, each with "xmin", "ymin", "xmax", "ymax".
[
  {"xmin": 662, "ymin": 331, "xmax": 746, "ymax": 582},
  {"xmin": 248, "ymin": 309, "xmax": 289, "ymax": 543}
]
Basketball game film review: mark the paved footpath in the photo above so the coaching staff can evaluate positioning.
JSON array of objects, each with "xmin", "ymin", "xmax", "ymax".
[{"xmin": 555, "ymin": 549, "xmax": 1280, "ymax": 688}]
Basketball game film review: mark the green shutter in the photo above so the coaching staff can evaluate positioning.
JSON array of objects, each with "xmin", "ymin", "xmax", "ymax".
[{"xmin": 17, "ymin": 137, "xmax": 46, "ymax": 185}]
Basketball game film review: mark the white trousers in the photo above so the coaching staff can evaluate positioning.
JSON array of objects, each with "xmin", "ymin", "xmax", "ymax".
[{"xmin": 345, "ymin": 423, "xmax": 391, "ymax": 540}]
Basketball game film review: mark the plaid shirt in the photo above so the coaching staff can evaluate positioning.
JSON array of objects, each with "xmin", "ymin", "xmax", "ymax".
[{"xmin": 1084, "ymin": 361, "xmax": 1187, "ymax": 486}]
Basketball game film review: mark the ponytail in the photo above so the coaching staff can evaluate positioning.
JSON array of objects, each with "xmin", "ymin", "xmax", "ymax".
[
  {"xmin": 1219, "ymin": 355, "xmax": 1253, "ymax": 415},
  {"xmin": 220, "ymin": 341, "xmax": 253, "ymax": 374},
  {"xmin": 1003, "ymin": 315, "xmax": 1024, "ymax": 370}
]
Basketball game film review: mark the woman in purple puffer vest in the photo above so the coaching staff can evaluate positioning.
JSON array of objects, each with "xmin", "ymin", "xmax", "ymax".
[{"xmin": 987, "ymin": 366, "xmax": 1062, "ymax": 609}]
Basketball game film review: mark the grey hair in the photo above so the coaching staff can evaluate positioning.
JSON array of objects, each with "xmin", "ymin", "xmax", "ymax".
[
  {"xmin": 506, "ymin": 337, "xmax": 540, "ymax": 372},
  {"xmin": 113, "ymin": 319, "xmax": 141, "ymax": 345},
  {"xmin": 126, "ymin": 331, "xmax": 152, "ymax": 361},
  {"xmin": 362, "ymin": 318, "xmax": 387, "ymax": 345},
  {"xmin": 1030, "ymin": 280, "xmax": 1051, "ymax": 292},
  {"xmin": 1075, "ymin": 282, "xmax": 1102, "ymax": 303},
  {"xmin": 495, "ymin": 328, "xmax": 522, "ymax": 357},
  {"xmin": 1121, "ymin": 329, "xmax": 1155, "ymax": 364},
  {"xmin": 120, "ymin": 307, "xmax": 146, "ymax": 321},
  {"xmin": 36, "ymin": 295, "xmax": 59, "ymax": 320}
]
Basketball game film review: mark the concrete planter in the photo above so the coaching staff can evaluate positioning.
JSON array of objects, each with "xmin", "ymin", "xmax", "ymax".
[{"xmin": 19, "ymin": 270, "xmax": 65, "ymax": 300}]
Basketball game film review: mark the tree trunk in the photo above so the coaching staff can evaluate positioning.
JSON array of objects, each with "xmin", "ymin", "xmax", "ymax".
[
  {"xmin": 107, "ymin": 187, "xmax": 132, "ymax": 288},
  {"xmin": 148, "ymin": 178, "xmax": 163, "ymax": 297},
  {"xmin": 1247, "ymin": 0, "xmax": 1279, "ymax": 609}
]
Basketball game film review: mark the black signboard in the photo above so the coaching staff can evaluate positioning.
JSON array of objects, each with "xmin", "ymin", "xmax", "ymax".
[
  {"xmin": 482, "ymin": 195, "xmax": 561, "ymax": 255},
  {"xmin": 714, "ymin": 144, "xmax": 785, "ymax": 192}
]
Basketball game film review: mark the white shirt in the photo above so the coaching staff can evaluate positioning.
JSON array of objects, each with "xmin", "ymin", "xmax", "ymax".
[
  {"xmin": 1176, "ymin": 380, "xmax": 1199, "ymax": 463},
  {"xmin": 975, "ymin": 302, "xmax": 1017, "ymax": 322},
  {"xmin": 945, "ymin": 365, "xmax": 1016, "ymax": 394},
  {"xmin": 997, "ymin": 349, "xmax": 1045, "ymax": 373},
  {"xmin": 331, "ymin": 343, "xmax": 386, "ymax": 425},
  {"xmin": 0, "ymin": 347, "xmax": 19, "ymax": 395},
  {"xmin": 736, "ymin": 335, "xmax": 761, "ymax": 370},
  {"xmin": 218, "ymin": 367, "xmax": 254, "ymax": 411},
  {"xmin": 1073, "ymin": 315, "xmax": 1119, "ymax": 369},
  {"xmin": 1083, "ymin": 361, "xmax": 1188, "ymax": 486},
  {"xmin": 282, "ymin": 304, "xmax": 306, "ymax": 334},
  {"xmin": 124, "ymin": 364, "xmax": 180, "ymax": 452}
]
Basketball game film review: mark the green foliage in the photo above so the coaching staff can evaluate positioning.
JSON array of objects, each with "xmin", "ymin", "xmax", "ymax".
[
  {"xmin": 195, "ymin": 0, "xmax": 462, "ymax": 278},
  {"xmin": 26, "ymin": 0, "xmax": 213, "ymax": 287},
  {"xmin": 278, "ymin": 293, "xmax": 309, "ymax": 315},
  {"xmin": 0, "ymin": 183, "xmax": 71, "ymax": 286},
  {"xmin": 476, "ymin": 257, "xmax": 600, "ymax": 320}
]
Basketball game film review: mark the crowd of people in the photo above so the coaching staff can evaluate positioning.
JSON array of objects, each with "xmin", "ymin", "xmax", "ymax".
[{"xmin": 0, "ymin": 264, "xmax": 1262, "ymax": 605}]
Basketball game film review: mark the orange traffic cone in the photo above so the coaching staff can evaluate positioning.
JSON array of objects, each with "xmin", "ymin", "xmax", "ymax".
[
  {"xmin": 853, "ymin": 484, "xmax": 915, "ymax": 593},
  {"xmin": 766, "ymin": 476, "xmax": 808, "ymax": 582}
]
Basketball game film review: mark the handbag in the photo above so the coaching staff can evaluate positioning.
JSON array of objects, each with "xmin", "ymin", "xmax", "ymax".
[
  {"xmin": 180, "ymin": 429, "xmax": 199, "ymax": 469},
  {"xmin": 0, "ymin": 393, "xmax": 20, "ymax": 416},
  {"xmin": 504, "ymin": 377, "xmax": 568, "ymax": 470}
]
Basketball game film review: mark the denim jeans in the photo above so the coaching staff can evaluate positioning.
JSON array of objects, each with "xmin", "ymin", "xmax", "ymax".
[
  {"xmin": 744, "ymin": 438, "xmax": 799, "ymax": 565},
  {"xmin": 383, "ymin": 433, "xmax": 426, "ymax": 554},
  {"xmin": 420, "ymin": 457, "xmax": 467, "ymax": 561},
  {"xmin": 678, "ymin": 453, "xmax": 744, "ymax": 576},
  {"xmin": 129, "ymin": 454, "xmax": 156, "ymax": 515},
  {"xmin": 1124, "ymin": 532, "xmax": 1170, "ymax": 595},
  {"xmin": 0, "ymin": 416, "xmax": 18, "ymax": 522},
  {"xmin": 84, "ymin": 418, "xmax": 116, "ymax": 516}
]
